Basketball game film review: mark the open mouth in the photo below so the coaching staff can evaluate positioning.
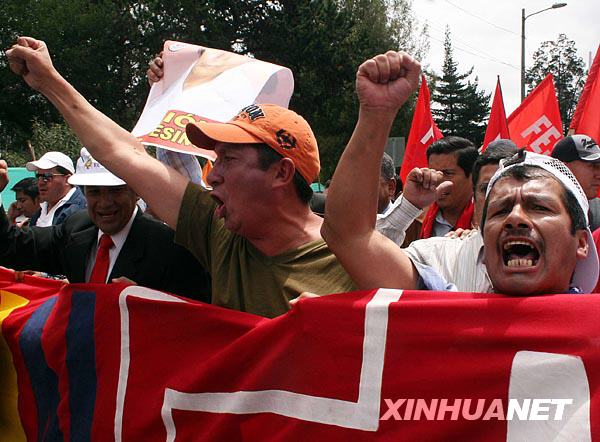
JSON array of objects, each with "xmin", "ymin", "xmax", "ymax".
[
  {"xmin": 502, "ymin": 240, "xmax": 540, "ymax": 268},
  {"xmin": 210, "ymin": 194, "xmax": 226, "ymax": 219},
  {"xmin": 97, "ymin": 210, "xmax": 118, "ymax": 220}
]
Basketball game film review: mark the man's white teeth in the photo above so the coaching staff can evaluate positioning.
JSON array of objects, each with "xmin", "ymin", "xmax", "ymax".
[
  {"xmin": 503, "ymin": 240, "xmax": 533, "ymax": 250},
  {"xmin": 507, "ymin": 259, "xmax": 533, "ymax": 267}
]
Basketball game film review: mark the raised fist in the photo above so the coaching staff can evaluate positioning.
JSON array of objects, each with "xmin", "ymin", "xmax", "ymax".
[
  {"xmin": 355, "ymin": 50, "xmax": 421, "ymax": 112},
  {"xmin": 6, "ymin": 37, "xmax": 57, "ymax": 91},
  {"xmin": 403, "ymin": 167, "xmax": 452, "ymax": 210}
]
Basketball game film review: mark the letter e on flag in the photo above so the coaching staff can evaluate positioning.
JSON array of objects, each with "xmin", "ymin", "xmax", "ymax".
[{"xmin": 508, "ymin": 74, "xmax": 563, "ymax": 155}]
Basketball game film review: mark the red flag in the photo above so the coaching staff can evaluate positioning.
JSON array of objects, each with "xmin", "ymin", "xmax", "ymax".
[
  {"xmin": 482, "ymin": 76, "xmax": 510, "ymax": 151},
  {"xmin": 508, "ymin": 74, "xmax": 563, "ymax": 155},
  {"xmin": 2, "ymin": 269, "xmax": 600, "ymax": 440},
  {"xmin": 400, "ymin": 75, "xmax": 443, "ymax": 184},
  {"xmin": 570, "ymin": 45, "xmax": 600, "ymax": 140}
]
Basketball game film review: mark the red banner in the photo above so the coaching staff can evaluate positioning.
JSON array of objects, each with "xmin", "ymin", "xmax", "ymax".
[
  {"xmin": 400, "ymin": 75, "xmax": 443, "ymax": 184},
  {"xmin": 1, "ymin": 268, "xmax": 599, "ymax": 440},
  {"xmin": 570, "ymin": 45, "xmax": 600, "ymax": 141},
  {"xmin": 508, "ymin": 74, "xmax": 563, "ymax": 155},
  {"xmin": 482, "ymin": 77, "xmax": 510, "ymax": 151}
]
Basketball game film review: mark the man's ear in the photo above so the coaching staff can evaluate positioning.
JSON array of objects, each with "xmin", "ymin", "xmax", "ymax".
[
  {"xmin": 576, "ymin": 230, "xmax": 590, "ymax": 261},
  {"xmin": 388, "ymin": 178, "xmax": 396, "ymax": 199},
  {"xmin": 271, "ymin": 157, "xmax": 296, "ymax": 188}
]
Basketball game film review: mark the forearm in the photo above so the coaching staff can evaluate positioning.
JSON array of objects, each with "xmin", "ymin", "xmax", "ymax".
[
  {"xmin": 38, "ymin": 74, "xmax": 187, "ymax": 228},
  {"xmin": 323, "ymin": 108, "xmax": 396, "ymax": 246}
]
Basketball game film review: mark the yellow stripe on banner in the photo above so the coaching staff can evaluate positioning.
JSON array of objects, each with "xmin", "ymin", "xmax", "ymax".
[{"xmin": 0, "ymin": 290, "xmax": 29, "ymax": 441}]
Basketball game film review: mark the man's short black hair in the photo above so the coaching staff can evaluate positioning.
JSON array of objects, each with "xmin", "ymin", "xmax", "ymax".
[
  {"xmin": 381, "ymin": 153, "xmax": 395, "ymax": 182},
  {"xmin": 471, "ymin": 140, "xmax": 519, "ymax": 193},
  {"xmin": 480, "ymin": 164, "xmax": 587, "ymax": 236},
  {"xmin": 253, "ymin": 143, "xmax": 313, "ymax": 204},
  {"xmin": 55, "ymin": 166, "xmax": 72, "ymax": 176},
  {"xmin": 426, "ymin": 136, "xmax": 479, "ymax": 177},
  {"xmin": 10, "ymin": 177, "xmax": 39, "ymax": 200}
]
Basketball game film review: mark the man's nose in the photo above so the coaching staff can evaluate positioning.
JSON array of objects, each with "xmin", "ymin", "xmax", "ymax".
[
  {"xmin": 503, "ymin": 204, "xmax": 532, "ymax": 230},
  {"xmin": 207, "ymin": 165, "xmax": 222, "ymax": 187},
  {"xmin": 98, "ymin": 192, "xmax": 115, "ymax": 206}
]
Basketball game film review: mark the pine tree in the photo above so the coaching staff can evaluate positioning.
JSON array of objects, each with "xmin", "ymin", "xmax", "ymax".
[
  {"xmin": 525, "ymin": 34, "xmax": 586, "ymax": 134},
  {"xmin": 432, "ymin": 29, "xmax": 490, "ymax": 146}
]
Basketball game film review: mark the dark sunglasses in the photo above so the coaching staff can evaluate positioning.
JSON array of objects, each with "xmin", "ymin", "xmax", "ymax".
[{"xmin": 35, "ymin": 173, "xmax": 66, "ymax": 182}]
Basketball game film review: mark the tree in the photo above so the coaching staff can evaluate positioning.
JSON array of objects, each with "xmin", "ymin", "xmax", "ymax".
[
  {"xmin": 0, "ymin": 0, "xmax": 262, "ymax": 165},
  {"xmin": 432, "ymin": 28, "xmax": 490, "ymax": 146},
  {"xmin": 525, "ymin": 33, "xmax": 586, "ymax": 134},
  {"xmin": 0, "ymin": 0, "xmax": 427, "ymax": 178},
  {"xmin": 242, "ymin": 0, "xmax": 428, "ymax": 178}
]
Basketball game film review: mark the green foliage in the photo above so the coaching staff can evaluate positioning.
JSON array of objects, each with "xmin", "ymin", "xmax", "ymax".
[
  {"xmin": 1, "ymin": 120, "xmax": 81, "ymax": 167},
  {"xmin": 432, "ymin": 29, "xmax": 490, "ymax": 146},
  {"xmin": 30, "ymin": 120, "xmax": 82, "ymax": 162},
  {"xmin": 525, "ymin": 33, "xmax": 586, "ymax": 134},
  {"xmin": 0, "ymin": 0, "xmax": 428, "ymax": 180}
]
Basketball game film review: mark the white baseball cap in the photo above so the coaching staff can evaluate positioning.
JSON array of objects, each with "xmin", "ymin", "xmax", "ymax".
[
  {"xmin": 26, "ymin": 151, "xmax": 75, "ymax": 174},
  {"xmin": 486, "ymin": 150, "xmax": 599, "ymax": 293},
  {"xmin": 67, "ymin": 148, "xmax": 126, "ymax": 187}
]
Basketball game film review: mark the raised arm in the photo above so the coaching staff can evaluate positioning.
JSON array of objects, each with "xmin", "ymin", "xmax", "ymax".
[
  {"xmin": 6, "ymin": 37, "xmax": 187, "ymax": 229},
  {"xmin": 322, "ymin": 51, "xmax": 436, "ymax": 290}
]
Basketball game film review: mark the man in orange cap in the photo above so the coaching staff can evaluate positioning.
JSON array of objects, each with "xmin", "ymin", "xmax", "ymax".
[{"xmin": 7, "ymin": 37, "xmax": 354, "ymax": 318}]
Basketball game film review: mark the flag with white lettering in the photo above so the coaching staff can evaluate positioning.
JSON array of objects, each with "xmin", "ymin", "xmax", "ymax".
[
  {"xmin": 400, "ymin": 75, "xmax": 443, "ymax": 184},
  {"xmin": 131, "ymin": 41, "xmax": 294, "ymax": 160},
  {"xmin": 482, "ymin": 76, "xmax": 510, "ymax": 151},
  {"xmin": 570, "ymin": 45, "xmax": 600, "ymax": 141},
  {"xmin": 508, "ymin": 74, "xmax": 563, "ymax": 155},
  {"xmin": 1, "ymin": 268, "xmax": 599, "ymax": 441}
]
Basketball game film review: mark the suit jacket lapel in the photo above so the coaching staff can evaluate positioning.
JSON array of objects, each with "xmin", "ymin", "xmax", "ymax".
[{"xmin": 67, "ymin": 226, "xmax": 98, "ymax": 283}]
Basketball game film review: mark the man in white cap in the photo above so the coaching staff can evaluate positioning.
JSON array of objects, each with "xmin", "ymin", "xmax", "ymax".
[
  {"xmin": 551, "ymin": 134, "xmax": 600, "ymax": 231},
  {"xmin": 25, "ymin": 151, "xmax": 87, "ymax": 226},
  {"xmin": 0, "ymin": 148, "xmax": 210, "ymax": 301}
]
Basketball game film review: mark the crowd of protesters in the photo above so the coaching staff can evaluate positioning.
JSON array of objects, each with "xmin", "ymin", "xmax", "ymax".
[{"xmin": 2, "ymin": 37, "xmax": 600, "ymax": 319}]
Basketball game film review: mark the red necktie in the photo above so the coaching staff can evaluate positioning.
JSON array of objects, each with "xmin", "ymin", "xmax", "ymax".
[{"xmin": 89, "ymin": 234, "xmax": 114, "ymax": 283}]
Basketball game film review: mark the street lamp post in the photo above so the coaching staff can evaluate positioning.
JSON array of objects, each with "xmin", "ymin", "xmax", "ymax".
[{"xmin": 520, "ymin": 2, "xmax": 567, "ymax": 102}]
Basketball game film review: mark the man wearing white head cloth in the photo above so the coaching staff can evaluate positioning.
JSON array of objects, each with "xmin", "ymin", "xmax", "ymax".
[
  {"xmin": 322, "ymin": 49, "xmax": 598, "ymax": 296},
  {"xmin": 0, "ymin": 148, "xmax": 210, "ymax": 301}
]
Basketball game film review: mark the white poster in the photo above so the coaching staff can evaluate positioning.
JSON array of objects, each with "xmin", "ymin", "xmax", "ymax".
[{"xmin": 132, "ymin": 41, "xmax": 294, "ymax": 160}]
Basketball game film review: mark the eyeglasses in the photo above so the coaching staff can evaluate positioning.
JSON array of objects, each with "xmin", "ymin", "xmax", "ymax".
[{"xmin": 35, "ymin": 173, "xmax": 66, "ymax": 182}]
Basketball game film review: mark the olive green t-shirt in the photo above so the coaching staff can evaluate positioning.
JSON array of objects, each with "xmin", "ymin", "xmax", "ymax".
[{"xmin": 175, "ymin": 183, "xmax": 355, "ymax": 318}]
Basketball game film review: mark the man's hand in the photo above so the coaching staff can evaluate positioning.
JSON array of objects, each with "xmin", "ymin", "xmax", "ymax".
[
  {"xmin": 111, "ymin": 276, "xmax": 137, "ymax": 286},
  {"xmin": 6, "ymin": 37, "xmax": 58, "ymax": 91},
  {"xmin": 445, "ymin": 228, "xmax": 475, "ymax": 240},
  {"xmin": 147, "ymin": 52, "xmax": 164, "ymax": 85},
  {"xmin": 402, "ymin": 167, "xmax": 452, "ymax": 209},
  {"xmin": 289, "ymin": 291, "xmax": 320, "ymax": 308},
  {"xmin": 355, "ymin": 51, "xmax": 421, "ymax": 112},
  {"xmin": 7, "ymin": 202, "xmax": 22, "ymax": 223},
  {"xmin": 0, "ymin": 160, "xmax": 8, "ymax": 193}
]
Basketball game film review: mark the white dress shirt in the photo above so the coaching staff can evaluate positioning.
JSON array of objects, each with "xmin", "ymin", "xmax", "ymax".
[
  {"xmin": 376, "ymin": 195, "xmax": 492, "ymax": 292},
  {"xmin": 36, "ymin": 187, "xmax": 77, "ymax": 227}
]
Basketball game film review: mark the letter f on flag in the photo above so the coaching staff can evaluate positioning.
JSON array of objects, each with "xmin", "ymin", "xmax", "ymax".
[
  {"xmin": 482, "ymin": 76, "xmax": 510, "ymax": 151},
  {"xmin": 400, "ymin": 75, "xmax": 443, "ymax": 184}
]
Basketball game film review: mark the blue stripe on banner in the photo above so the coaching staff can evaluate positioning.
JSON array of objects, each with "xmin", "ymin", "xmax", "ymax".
[
  {"xmin": 19, "ymin": 296, "xmax": 64, "ymax": 442},
  {"xmin": 67, "ymin": 291, "xmax": 97, "ymax": 442}
]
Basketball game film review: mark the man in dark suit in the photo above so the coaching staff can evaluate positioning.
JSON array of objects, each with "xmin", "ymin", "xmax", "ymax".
[{"xmin": 0, "ymin": 149, "xmax": 210, "ymax": 302}]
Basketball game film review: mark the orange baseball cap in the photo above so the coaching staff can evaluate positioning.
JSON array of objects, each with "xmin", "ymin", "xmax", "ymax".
[{"xmin": 186, "ymin": 104, "xmax": 320, "ymax": 184}]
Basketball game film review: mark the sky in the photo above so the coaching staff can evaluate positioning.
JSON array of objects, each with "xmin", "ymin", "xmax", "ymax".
[{"xmin": 411, "ymin": 0, "xmax": 600, "ymax": 115}]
